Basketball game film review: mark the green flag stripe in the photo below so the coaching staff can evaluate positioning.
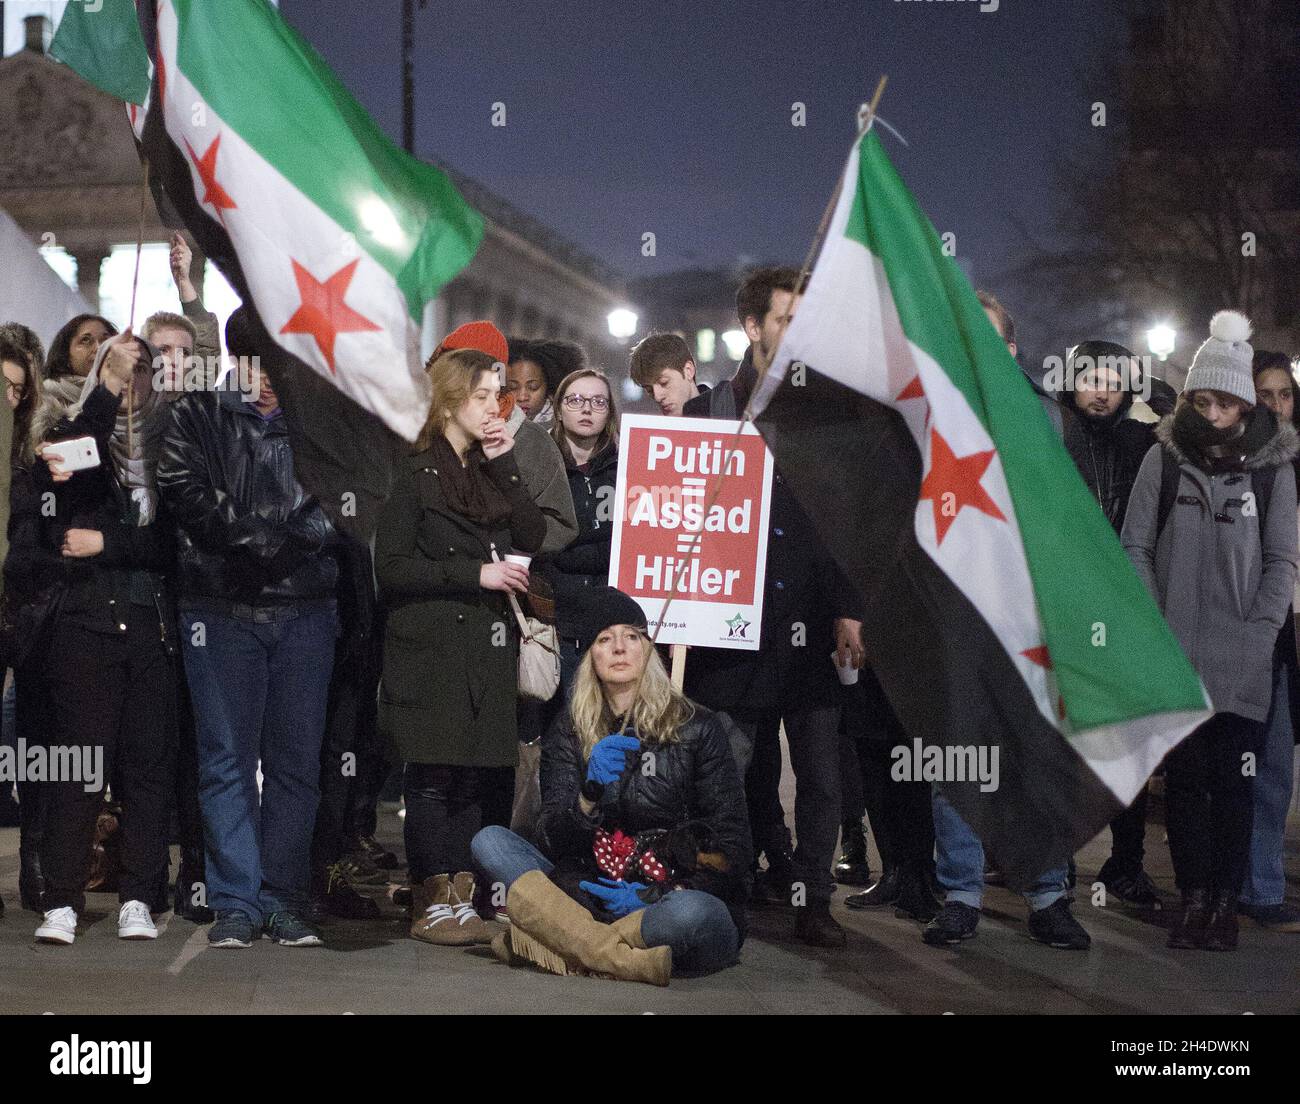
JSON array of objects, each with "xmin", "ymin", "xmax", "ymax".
[
  {"xmin": 50, "ymin": 0, "xmax": 152, "ymax": 105},
  {"xmin": 844, "ymin": 132, "xmax": 1206, "ymax": 731},
  {"xmin": 169, "ymin": 0, "xmax": 482, "ymax": 319}
]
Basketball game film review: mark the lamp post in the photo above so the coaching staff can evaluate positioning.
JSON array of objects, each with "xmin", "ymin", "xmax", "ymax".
[{"xmin": 401, "ymin": 0, "xmax": 430, "ymax": 154}]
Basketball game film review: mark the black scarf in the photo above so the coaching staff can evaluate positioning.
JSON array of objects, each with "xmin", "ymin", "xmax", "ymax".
[
  {"xmin": 428, "ymin": 434, "xmax": 511, "ymax": 528},
  {"xmin": 1171, "ymin": 401, "xmax": 1274, "ymax": 474}
]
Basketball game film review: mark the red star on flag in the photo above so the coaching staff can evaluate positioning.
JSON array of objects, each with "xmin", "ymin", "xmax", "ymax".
[
  {"xmin": 896, "ymin": 375, "xmax": 931, "ymax": 428},
  {"xmin": 279, "ymin": 258, "xmax": 381, "ymax": 373},
  {"xmin": 919, "ymin": 429, "xmax": 1005, "ymax": 544},
  {"xmin": 184, "ymin": 133, "xmax": 237, "ymax": 222},
  {"xmin": 1021, "ymin": 646, "xmax": 1066, "ymax": 719},
  {"xmin": 896, "ymin": 376, "xmax": 925, "ymax": 401}
]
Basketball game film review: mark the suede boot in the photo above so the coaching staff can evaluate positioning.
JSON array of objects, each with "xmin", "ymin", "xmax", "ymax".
[{"xmin": 501, "ymin": 870, "xmax": 671, "ymax": 985}]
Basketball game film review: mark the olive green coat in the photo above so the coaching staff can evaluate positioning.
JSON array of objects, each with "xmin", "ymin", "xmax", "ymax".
[{"xmin": 375, "ymin": 444, "xmax": 546, "ymax": 767}]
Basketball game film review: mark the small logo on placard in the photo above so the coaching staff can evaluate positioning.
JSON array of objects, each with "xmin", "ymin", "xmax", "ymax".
[{"xmin": 723, "ymin": 611, "xmax": 751, "ymax": 640}]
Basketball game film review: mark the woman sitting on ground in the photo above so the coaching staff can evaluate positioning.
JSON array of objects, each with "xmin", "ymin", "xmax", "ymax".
[{"xmin": 472, "ymin": 587, "xmax": 752, "ymax": 983}]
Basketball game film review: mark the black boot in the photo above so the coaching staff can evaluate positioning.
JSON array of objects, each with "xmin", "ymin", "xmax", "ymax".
[
  {"xmin": 1167, "ymin": 888, "xmax": 1212, "ymax": 949},
  {"xmin": 1202, "ymin": 892, "xmax": 1239, "ymax": 952},
  {"xmin": 751, "ymin": 844, "xmax": 796, "ymax": 908},
  {"xmin": 845, "ymin": 865, "xmax": 900, "ymax": 910},
  {"xmin": 833, "ymin": 820, "xmax": 871, "ymax": 887},
  {"xmin": 794, "ymin": 898, "xmax": 846, "ymax": 948},
  {"xmin": 350, "ymin": 835, "xmax": 399, "ymax": 871},
  {"xmin": 314, "ymin": 862, "xmax": 381, "ymax": 920},
  {"xmin": 173, "ymin": 849, "xmax": 215, "ymax": 923},
  {"xmin": 893, "ymin": 865, "xmax": 940, "ymax": 922}
]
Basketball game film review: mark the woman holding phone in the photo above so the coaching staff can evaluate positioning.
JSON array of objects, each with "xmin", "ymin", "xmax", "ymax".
[
  {"xmin": 21, "ymin": 330, "xmax": 179, "ymax": 946},
  {"xmin": 376, "ymin": 347, "xmax": 547, "ymax": 947}
]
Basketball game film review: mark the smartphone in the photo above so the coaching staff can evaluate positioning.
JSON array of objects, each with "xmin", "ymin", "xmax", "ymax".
[{"xmin": 44, "ymin": 436, "xmax": 101, "ymax": 473}]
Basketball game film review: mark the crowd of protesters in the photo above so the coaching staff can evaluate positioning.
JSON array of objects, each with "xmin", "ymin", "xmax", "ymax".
[{"xmin": 0, "ymin": 246, "xmax": 1296, "ymax": 983}]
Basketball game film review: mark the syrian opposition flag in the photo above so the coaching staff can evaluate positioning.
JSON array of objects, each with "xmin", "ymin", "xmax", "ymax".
[
  {"xmin": 751, "ymin": 131, "xmax": 1210, "ymax": 884},
  {"xmin": 57, "ymin": 0, "xmax": 483, "ymax": 537}
]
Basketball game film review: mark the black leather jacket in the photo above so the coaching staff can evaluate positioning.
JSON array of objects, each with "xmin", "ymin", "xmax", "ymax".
[
  {"xmin": 156, "ymin": 387, "xmax": 338, "ymax": 607},
  {"xmin": 537, "ymin": 705, "xmax": 753, "ymax": 933}
]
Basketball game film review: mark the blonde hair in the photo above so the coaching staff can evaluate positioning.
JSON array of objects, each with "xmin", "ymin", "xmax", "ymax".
[
  {"xmin": 141, "ymin": 311, "xmax": 196, "ymax": 345},
  {"xmin": 569, "ymin": 634, "xmax": 694, "ymax": 763},
  {"xmin": 418, "ymin": 347, "xmax": 497, "ymax": 450},
  {"xmin": 549, "ymin": 368, "xmax": 619, "ymax": 465}
]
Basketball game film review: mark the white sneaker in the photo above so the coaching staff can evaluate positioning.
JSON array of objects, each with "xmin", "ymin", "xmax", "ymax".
[
  {"xmin": 118, "ymin": 900, "xmax": 158, "ymax": 940},
  {"xmin": 35, "ymin": 906, "xmax": 77, "ymax": 945}
]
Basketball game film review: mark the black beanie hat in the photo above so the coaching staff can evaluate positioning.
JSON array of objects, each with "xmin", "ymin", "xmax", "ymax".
[{"xmin": 578, "ymin": 587, "xmax": 649, "ymax": 651}]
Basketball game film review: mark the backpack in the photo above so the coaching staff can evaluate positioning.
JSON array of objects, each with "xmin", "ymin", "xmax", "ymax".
[{"xmin": 1155, "ymin": 449, "xmax": 1276, "ymax": 537}]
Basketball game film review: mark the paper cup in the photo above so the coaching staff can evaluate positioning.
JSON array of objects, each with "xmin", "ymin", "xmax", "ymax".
[
  {"xmin": 504, "ymin": 554, "xmax": 532, "ymax": 569},
  {"xmin": 832, "ymin": 651, "xmax": 859, "ymax": 686}
]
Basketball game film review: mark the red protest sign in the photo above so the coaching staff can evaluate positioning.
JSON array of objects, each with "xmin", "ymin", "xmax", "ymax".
[{"xmin": 608, "ymin": 414, "xmax": 773, "ymax": 650}]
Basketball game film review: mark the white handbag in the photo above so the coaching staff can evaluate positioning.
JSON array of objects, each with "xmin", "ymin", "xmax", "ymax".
[{"xmin": 496, "ymin": 550, "xmax": 561, "ymax": 702}]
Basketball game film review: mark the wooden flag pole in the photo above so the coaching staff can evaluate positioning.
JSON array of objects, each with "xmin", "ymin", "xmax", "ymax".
[
  {"xmin": 125, "ymin": 156, "xmax": 150, "ymax": 456},
  {"xmin": 616, "ymin": 80, "xmax": 888, "ymax": 737}
]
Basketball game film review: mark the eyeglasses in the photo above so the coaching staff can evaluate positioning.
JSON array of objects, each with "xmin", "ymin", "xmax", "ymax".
[
  {"xmin": 4, "ymin": 380, "xmax": 25, "ymax": 402},
  {"xmin": 562, "ymin": 394, "xmax": 609, "ymax": 411}
]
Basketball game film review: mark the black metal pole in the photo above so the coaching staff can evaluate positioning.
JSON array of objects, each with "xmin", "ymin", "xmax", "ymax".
[{"xmin": 401, "ymin": 0, "xmax": 415, "ymax": 153}]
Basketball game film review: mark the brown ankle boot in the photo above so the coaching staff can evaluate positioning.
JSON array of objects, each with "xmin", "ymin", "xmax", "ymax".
[
  {"xmin": 410, "ymin": 874, "xmax": 476, "ymax": 946},
  {"xmin": 505, "ymin": 870, "xmax": 671, "ymax": 986},
  {"xmin": 450, "ymin": 872, "xmax": 496, "ymax": 945}
]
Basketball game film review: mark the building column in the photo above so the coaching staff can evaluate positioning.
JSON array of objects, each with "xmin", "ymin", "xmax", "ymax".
[{"xmin": 71, "ymin": 247, "xmax": 110, "ymax": 313}]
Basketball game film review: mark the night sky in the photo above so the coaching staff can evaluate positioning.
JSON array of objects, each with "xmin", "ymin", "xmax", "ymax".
[{"xmin": 283, "ymin": 0, "xmax": 1124, "ymax": 350}]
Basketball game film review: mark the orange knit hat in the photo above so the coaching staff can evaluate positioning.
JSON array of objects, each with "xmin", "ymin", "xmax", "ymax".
[{"xmin": 438, "ymin": 320, "xmax": 509, "ymax": 365}]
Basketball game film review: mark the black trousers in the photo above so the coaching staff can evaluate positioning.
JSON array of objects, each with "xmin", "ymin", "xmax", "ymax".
[
  {"xmin": 39, "ymin": 612, "xmax": 176, "ymax": 914},
  {"xmin": 173, "ymin": 672, "xmax": 204, "ymax": 854},
  {"xmin": 1164, "ymin": 712, "xmax": 1260, "ymax": 896},
  {"xmin": 848, "ymin": 672, "xmax": 933, "ymax": 876},
  {"xmin": 14, "ymin": 664, "xmax": 52, "ymax": 871},
  {"xmin": 1104, "ymin": 788, "xmax": 1150, "ymax": 875},
  {"xmin": 312, "ymin": 632, "xmax": 382, "ymax": 872},
  {"xmin": 403, "ymin": 762, "xmax": 514, "ymax": 883},
  {"xmin": 725, "ymin": 707, "xmax": 841, "ymax": 901}
]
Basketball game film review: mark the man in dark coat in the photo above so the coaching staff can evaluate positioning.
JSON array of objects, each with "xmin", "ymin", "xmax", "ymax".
[
  {"xmin": 682, "ymin": 266, "xmax": 862, "ymax": 948},
  {"xmin": 1051, "ymin": 339, "xmax": 1159, "ymax": 907},
  {"xmin": 157, "ymin": 316, "xmax": 340, "ymax": 950}
]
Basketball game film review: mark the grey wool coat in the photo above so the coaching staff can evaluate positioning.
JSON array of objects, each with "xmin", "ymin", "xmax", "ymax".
[{"xmin": 1121, "ymin": 413, "xmax": 1299, "ymax": 722}]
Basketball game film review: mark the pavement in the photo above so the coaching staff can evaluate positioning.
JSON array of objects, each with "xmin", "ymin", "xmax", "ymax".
[{"xmin": 1, "ymin": 770, "xmax": 1298, "ymax": 1015}]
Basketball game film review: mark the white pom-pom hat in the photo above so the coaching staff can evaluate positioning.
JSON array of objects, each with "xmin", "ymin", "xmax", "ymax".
[{"xmin": 1184, "ymin": 310, "xmax": 1256, "ymax": 406}]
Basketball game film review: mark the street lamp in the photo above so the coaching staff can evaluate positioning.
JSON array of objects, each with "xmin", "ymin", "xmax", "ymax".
[
  {"xmin": 607, "ymin": 308, "xmax": 638, "ymax": 340},
  {"xmin": 1147, "ymin": 323, "xmax": 1176, "ymax": 362},
  {"xmin": 721, "ymin": 329, "xmax": 748, "ymax": 361}
]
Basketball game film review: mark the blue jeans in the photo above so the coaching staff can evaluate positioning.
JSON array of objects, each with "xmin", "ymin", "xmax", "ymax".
[
  {"xmin": 180, "ymin": 605, "xmax": 337, "ymax": 925},
  {"xmin": 932, "ymin": 787, "xmax": 1067, "ymax": 911},
  {"xmin": 1241, "ymin": 662, "xmax": 1296, "ymax": 907},
  {"xmin": 471, "ymin": 824, "xmax": 740, "ymax": 976}
]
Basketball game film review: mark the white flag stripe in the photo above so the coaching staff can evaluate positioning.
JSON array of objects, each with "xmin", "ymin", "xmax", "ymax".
[{"xmin": 157, "ymin": 2, "xmax": 430, "ymax": 440}]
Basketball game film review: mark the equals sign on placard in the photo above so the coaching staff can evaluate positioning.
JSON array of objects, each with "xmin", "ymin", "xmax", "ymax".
[
  {"xmin": 676, "ymin": 530, "xmax": 703, "ymax": 556},
  {"xmin": 681, "ymin": 477, "xmax": 706, "ymax": 499}
]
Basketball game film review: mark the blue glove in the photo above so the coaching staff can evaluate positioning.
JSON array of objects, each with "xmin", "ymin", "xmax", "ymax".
[
  {"xmin": 585, "ymin": 734, "xmax": 640, "ymax": 785},
  {"xmin": 580, "ymin": 877, "xmax": 648, "ymax": 918}
]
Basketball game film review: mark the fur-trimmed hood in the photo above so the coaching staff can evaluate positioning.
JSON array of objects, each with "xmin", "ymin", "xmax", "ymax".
[{"xmin": 1154, "ymin": 409, "xmax": 1300, "ymax": 472}]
